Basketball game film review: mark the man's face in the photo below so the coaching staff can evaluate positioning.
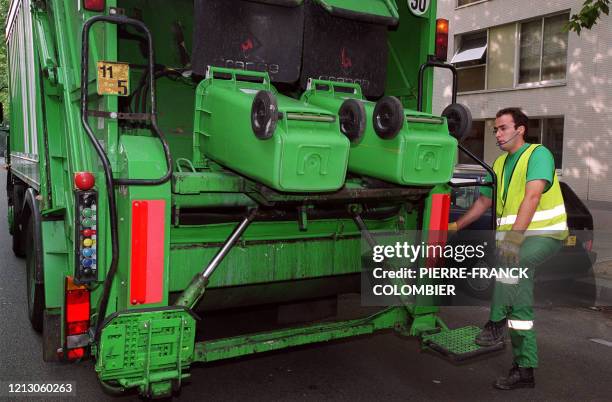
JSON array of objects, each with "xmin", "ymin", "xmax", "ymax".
[{"xmin": 494, "ymin": 114, "xmax": 522, "ymax": 151}]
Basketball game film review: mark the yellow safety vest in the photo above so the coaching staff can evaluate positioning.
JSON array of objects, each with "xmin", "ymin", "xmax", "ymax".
[{"xmin": 493, "ymin": 144, "xmax": 568, "ymax": 240}]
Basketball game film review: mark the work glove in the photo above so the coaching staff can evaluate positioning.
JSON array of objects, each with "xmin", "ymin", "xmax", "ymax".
[
  {"xmin": 496, "ymin": 231, "xmax": 525, "ymax": 266},
  {"xmin": 448, "ymin": 222, "xmax": 458, "ymax": 233}
]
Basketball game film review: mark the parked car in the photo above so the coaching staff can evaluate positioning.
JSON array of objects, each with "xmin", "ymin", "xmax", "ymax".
[{"xmin": 449, "ymin": 167, "xmax": 596, "ymax": 303}]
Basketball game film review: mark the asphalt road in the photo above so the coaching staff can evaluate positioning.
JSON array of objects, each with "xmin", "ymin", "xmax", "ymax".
[{"xmin": 1, "ymin": 166, "xmax": 611, "ymax": 401}]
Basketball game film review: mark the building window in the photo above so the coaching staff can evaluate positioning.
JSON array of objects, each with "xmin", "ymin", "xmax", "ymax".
[
  {"xmin": 525, "ymin": 117, "xmax": 564, "ymax": 169},
  {"xmin": 452, "ymin": 31, "xmax": 487, "ymax": 92},
  {"xmin": 458, "ymin": 120, "xmax": 485, "ymax": 165},
  {"xmin": 518, "ymin": 13, "xmax": 569, "ymax": 84},
  {"xmin": 457, "ymin": 0, "xmax": 485, "ymax": 6}
]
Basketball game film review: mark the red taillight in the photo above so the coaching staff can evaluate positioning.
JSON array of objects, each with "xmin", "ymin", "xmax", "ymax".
[
  {"xmin": 584, "ymin": 239, "xmax": 593, "ymax": 252},
  {"xmin": 435, "ymin": 18, "xmax": 449, "ymax": 62},
  {"xmin": 84, "ymin": 0, "xmax": 105, "ymax": 12},
  {"xmin": 67, "ymin": 320, "xmax": 89, "ymax": 335},
  {"xmin": 64, "ymin": 277, "xmax": 90, "ymax": 360},
  {"xmin": 67, "ymin": 348, "xmax": 85, "ymax": 360},
  {"xmin": 67, "ymin": 290, "xmax": 90, "ymax": 322},
  {"xmin": 74, "ymin": 172, "xmax": 95, "ymax": 191}
]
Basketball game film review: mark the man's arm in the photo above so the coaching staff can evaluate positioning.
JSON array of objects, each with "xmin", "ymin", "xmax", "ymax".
[
  {"xmin": 455, "ymin": 195, "xmax": 493, "ymax": 230},
  {"xmin": 511, "ymin": 179, "xmax": 546, "ymax": 232}
]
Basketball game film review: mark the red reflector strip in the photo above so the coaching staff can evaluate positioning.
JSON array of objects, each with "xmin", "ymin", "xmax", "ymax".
[
  {"xmin": 429, "ymin": 193, "xmax": 451, "ymax": 233},
  {"xmin": 130, "ymin": 200, "xmax": 166, "ymax": 305},
  {"xmin": 427, "ymin": 193, "xmax": 451, "ymax": 266},
  {"xmin": 130, "ymin": 201, "xmax": 149, "ymax": 304}
]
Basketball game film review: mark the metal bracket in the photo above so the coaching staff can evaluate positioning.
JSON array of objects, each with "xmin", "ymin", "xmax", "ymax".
[{"xmin": 86, "ymin": 110, "xmax": 151, "ymax": 121}]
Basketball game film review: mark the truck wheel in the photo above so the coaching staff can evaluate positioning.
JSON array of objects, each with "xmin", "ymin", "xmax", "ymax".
[
  {"xmin": 461, "ymin": 261, "xmax": 495, "ymax": 300},
  {"xmin": 25, "ymin": 217, "xmax": 44, "ymax": 332},
  {"xmin": 12, "ymin": 184, "xmax": 26, "ymax": 258}
]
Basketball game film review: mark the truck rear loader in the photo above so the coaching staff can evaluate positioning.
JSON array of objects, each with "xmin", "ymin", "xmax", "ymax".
[{"xmin": 4, "ymin": 0, "xmax": 497, "ymax": 397}]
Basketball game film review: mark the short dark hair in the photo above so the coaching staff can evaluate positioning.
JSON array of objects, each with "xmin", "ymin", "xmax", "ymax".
[{"xmin": 496, "ymin": 107, "xmax": 528, "ymax": 135}]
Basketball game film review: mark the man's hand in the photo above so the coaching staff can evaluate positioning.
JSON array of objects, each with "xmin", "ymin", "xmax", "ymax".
[
  {"xmin": 448, "ymin": 222, "xmax": 458, "ymax": 232},
  {"xmin": 497, "ymin": 231, "xmax": 525, "ymax": 266},
  {"xmin": 454, "ymin": 195, "xmax": 492, "ymax": 232}
]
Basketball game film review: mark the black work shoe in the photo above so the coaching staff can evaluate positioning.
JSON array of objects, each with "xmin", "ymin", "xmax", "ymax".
[
  {"xmin": 475, "ymin": 319, "xmax": 506, "ymax": 346},
  {"xmin": 493, "ymin": 364, "xmax": 535, "ymax": 390}
]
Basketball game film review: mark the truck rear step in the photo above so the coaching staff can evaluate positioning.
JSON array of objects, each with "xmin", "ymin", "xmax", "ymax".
[{"xmin": 421, "ymin": 326, "xmax": 505, "ymax": 362}]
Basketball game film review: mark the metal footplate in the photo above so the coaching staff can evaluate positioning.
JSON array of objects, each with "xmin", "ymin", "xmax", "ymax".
[
  {"xmin": 421, "ymin": 326, "xmax": 505, "ymax": 362},
  {"xmin": 95, "ymin": 307, "xmax": 197, "ymax": 398}
]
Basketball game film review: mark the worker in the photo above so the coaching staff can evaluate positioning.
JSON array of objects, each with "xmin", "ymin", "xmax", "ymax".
[{"xmin": 449, "ymin": 107, "xmax": 568, "ymax": 390}]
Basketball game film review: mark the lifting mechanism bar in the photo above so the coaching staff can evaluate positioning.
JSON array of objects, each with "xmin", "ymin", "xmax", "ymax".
[
  {"xmin": 350, "ymin": 210, "xmax": 415, "ymax": 308},
  {"xmin": 174, "ymin": 209, "xmax": 259, "ymax": 309}
]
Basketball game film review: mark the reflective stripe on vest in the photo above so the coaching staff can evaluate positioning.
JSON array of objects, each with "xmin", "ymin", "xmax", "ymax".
[
  {"xmin": 493, "ymin": 144, "xmax": 568, "ymax": 240},
  {"xmin": 508, "ymin": 320, "xmax": 534, "ymax": 330}
]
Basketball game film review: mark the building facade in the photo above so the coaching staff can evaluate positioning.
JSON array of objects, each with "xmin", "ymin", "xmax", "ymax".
[{"xmin": 433, "ymin": 0, "xmax": 612, "ymax": 202}]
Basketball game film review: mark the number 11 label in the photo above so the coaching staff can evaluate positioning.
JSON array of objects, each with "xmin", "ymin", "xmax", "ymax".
[{"xmin": 97, "ymin": 61, "xmax": 130, "ymax": 97}]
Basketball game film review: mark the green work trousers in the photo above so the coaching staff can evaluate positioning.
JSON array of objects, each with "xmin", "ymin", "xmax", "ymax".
[{"xmin": 489, "ymin": 236, "xmax": 562, "ymax": 368}]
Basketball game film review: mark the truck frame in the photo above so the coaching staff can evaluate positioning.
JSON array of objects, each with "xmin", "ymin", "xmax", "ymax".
[{"xmin": 4, "ymin": 0, "xmax": 497, "ymax": 397}]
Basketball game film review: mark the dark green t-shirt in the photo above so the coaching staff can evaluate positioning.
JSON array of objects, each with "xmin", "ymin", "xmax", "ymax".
[{"xmin": 480, "ymin": 143, "xmax": 555, "ymax": 199}]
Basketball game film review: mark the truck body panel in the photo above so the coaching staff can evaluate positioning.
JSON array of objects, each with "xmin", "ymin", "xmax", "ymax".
[{"xmin": 3, "ymin": 0, "xmax": 491, "ymax": 397}]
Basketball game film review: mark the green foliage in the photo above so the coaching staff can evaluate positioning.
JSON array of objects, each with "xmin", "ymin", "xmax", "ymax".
[
  {"xmin": 1, "ymin": 0, "xmax": 9, "ymax": 117},
  {"xmin": 567, "ymin": 0, "xmax": 610, "ymax": 35}
]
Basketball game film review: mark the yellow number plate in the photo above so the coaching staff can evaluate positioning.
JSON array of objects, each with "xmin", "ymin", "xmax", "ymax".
[
  {"xmin": 565, "ymin": 235, "xmax": 577, "ymax": 246},
  {"xmin": 97, "ymin": 61, "xmax": 130, "ymax": 96}
]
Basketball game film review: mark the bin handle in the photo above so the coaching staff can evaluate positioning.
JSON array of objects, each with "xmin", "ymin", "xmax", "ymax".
[
  {"xmin": 206, "ymin": 66, "xmax": 271, "ymax": 89},
  {"xmin": 306, "ymin": 78, "xmax": 363, "ymax": 98}
]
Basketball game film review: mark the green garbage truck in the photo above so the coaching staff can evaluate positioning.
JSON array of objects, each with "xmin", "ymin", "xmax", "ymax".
[{"xmin": 4, "ymin": 0, "xmax": 497, "ymax": 397}]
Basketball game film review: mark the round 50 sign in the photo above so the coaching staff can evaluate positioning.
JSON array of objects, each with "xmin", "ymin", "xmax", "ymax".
[{"xmin": 408, "ymin": 0, "xmax": 430, "ymax": 16}]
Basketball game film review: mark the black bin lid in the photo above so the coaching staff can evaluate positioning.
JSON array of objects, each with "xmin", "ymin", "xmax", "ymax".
[
  {"xmin": 192, "ymin": 0, "xmax": 304, "ymax": 83},
  {"xmin": 300, "ymin": 0, "xmax": 392, "ymax": 98}
]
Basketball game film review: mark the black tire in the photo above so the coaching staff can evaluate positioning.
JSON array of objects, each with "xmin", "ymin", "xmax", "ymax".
[
  {"xmin": 373, "ymin": 96, "xmax": 404, "ymax": 139},
  {"xmin": 339, "ymin": 99, "xmax": 366, "ymax": 143},
  {"xmin": 461, "ymin": 261, "xmax": 495, "ymax": 300},
  {"xmin": 251, "ymin": 90, "xmax": 278, "ymax": 140},
  {"xmin": 12, "ymin": 184, "xmax": 26, "ymax": 258},
  {"xmin": 25, "ymin": 217, "xmax": 44, "ymax": 332},
  {"xmin": 442, "ymin": 103, "xmax": 472, "ymax": 141}
]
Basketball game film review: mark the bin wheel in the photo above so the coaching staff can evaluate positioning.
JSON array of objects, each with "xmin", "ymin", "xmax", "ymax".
[
  {"xmin": 251, "ymin": 90, "xmax": 278, "ymax": 140},
  {"xmin": 25, "ymin": 217, "xmax": 44, "ymax": 332},
  {"xmin": 442, "ymin": 103, "xmax": 472, "ymax": 141},
  {"xmin": 339, "ymin": 99, "xmax": 366, "ymax": 143},
  {"xmin": 373, "ymin": 96, "xmax": 404, "ymax": 139}
]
